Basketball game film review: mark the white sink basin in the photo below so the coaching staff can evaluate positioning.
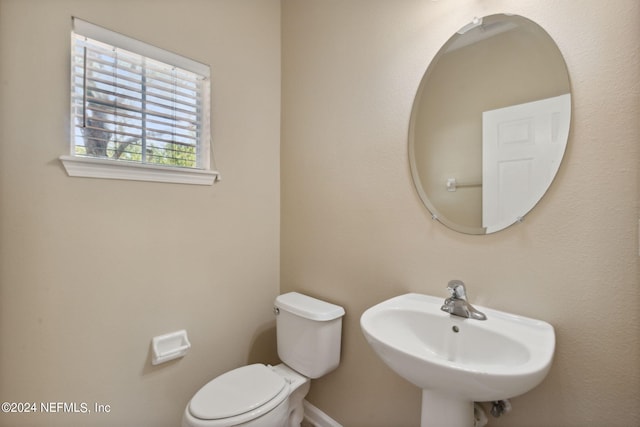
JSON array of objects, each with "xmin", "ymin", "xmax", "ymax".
[{"xmin": 361, "ymin": 293, "xmax": 555, "ymax": 426}]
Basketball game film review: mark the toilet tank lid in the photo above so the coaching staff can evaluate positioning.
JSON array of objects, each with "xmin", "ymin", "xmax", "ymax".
[{"xmin": 275, "ymin": 292, "xmax": 345, "ymax": 321}]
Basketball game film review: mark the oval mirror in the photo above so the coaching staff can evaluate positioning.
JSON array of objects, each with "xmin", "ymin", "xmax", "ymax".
[{"xmin": 409, "ymin": 14, "xmax": 571, "ymax": 234}]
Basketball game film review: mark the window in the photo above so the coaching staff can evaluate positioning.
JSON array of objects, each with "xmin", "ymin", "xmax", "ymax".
[{"xmin": 60, "ymin": 18, "xmax": 219, "ymax": 185}]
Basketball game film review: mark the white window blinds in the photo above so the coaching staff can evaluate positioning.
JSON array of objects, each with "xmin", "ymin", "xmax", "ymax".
[{"xmin": 70, "ymin": 18, "xmax": 212, "ymax": 171}]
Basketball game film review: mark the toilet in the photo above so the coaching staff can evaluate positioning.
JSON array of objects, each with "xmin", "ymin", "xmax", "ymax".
[{"xmin": 182, "ymin": 292, "xmax": 345, "ymax": 427}]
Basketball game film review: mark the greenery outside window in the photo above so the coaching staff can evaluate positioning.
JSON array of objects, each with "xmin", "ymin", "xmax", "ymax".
[{"xmin": 60, "ymin": 18, "xmax": 219, "ymax": 185}]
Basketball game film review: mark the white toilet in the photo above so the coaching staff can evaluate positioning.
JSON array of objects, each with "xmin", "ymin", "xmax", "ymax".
[{"xmin": 182, "ymin": 292, "xmax": 345, "ymax": 427}]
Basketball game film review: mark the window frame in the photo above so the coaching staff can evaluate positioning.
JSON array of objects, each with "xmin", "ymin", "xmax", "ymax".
[{"xmin": 60, "ymin": 17, "xmax": 220, "ymax": 185}]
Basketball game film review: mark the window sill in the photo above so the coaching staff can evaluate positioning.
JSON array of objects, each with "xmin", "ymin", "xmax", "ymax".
[{"xmin": 59, "ymin": 155, "xmax": 220, "ymax": 186}]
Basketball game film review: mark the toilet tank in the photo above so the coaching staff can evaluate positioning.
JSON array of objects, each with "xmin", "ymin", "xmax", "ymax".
[{"xmin": 274, "ymin": 292, "xmax": 345, "ymax": 379}]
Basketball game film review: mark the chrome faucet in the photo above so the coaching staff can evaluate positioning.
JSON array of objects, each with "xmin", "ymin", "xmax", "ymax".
[{"xmin": 440, "ymin": 280, "xmax": 487, "ymax": 320}]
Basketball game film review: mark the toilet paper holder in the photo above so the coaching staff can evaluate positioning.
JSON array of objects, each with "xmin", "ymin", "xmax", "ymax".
[{"xmin": 151, "ymin": 329, "xmax": 191, "ymax": 365}]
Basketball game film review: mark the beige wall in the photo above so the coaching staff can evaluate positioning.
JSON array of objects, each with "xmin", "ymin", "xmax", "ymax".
[
  {"xmin": 282, "ymin": 1, "xmax": 639, "ymax": 427},
  {"xmin": 0, "ymin": 0, "xmax": 280, "ymax": 426}
]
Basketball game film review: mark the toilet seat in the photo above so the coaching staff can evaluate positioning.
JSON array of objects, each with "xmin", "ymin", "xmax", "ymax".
[{"xmin": 188, "ymin": 364, "xmax": 288, "ymax": 422}]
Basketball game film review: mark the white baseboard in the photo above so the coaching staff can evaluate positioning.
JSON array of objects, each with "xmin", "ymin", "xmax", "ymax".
[{"xmin": 303, "ymin": 400, "xmax": 343, "ymax": 427}]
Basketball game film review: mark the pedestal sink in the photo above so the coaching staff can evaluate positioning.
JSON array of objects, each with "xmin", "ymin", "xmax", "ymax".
[{"xmin": 360, "ymin": 293, "xmax": 555, "ymax": 427}]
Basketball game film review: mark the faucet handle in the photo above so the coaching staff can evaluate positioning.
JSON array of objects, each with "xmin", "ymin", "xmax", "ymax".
[{"xmin": 447, "ymin": 279, "xmax": 467, "ymax": 299}]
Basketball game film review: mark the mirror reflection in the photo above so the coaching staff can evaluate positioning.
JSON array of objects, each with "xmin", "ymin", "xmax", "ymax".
[{"xmin": 409, "ymin": 14, "xmax": 571, "ymax": 234}]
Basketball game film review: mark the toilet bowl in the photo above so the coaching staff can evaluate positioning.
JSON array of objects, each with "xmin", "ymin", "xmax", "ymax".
[
  {"xmin": 182, "ymin": 364, "xmax": 309, "ymax": 427},
  {"xmin": 182, "ymin": 293, "xmax": 345, "ymax": 427}
]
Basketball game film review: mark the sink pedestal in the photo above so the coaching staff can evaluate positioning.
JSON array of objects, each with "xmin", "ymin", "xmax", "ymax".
[{"xmin": 421, "ymin": 390, "xmax": 474, "ymax": 427}]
